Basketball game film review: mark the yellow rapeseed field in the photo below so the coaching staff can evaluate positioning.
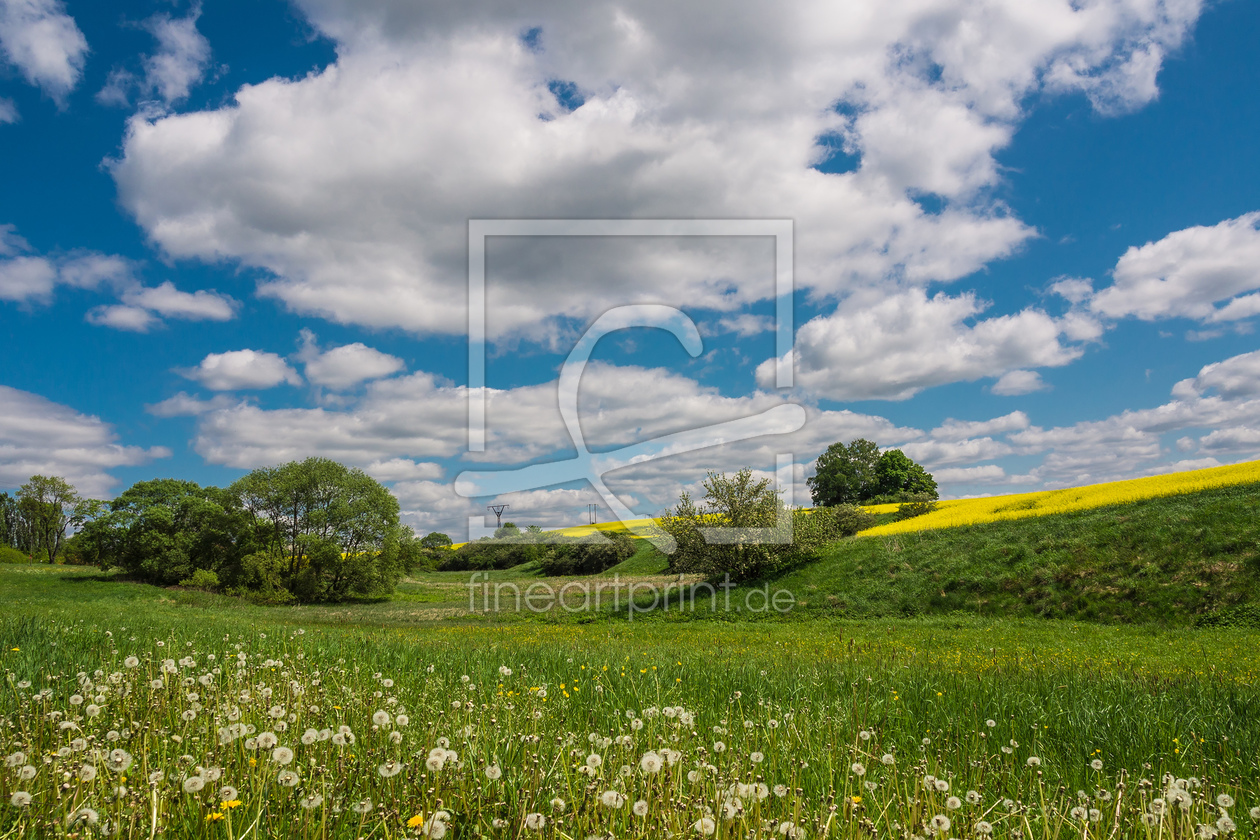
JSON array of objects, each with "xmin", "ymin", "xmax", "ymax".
[{"xmin": 858, "ymin": 459, "xmax": 1260, "ymax": 536}]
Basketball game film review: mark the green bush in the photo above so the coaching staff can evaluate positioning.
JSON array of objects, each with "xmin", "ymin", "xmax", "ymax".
[
  {"xmin": 178, "ymin": 568, "xmax": 220, "ymax": 591},
  {"xmin": 830, "ymin": 504, "xmax": 877, "ymax": 536},
  {"xmin": 1194, "ymin": 603, "xmax": 1260, "ymax": 629},
  {"xmin": 538, "ymin": 532, "xmax": 637, "ymax": 576},
  {"xmin": 0, "ymin": 545, "xmax": 35, "ymax": 564},
  {"xmin": 895, "ymin": 494, "xmax": 939, "ymax": 520},
  {"xmin": 439, "ymin": 536, "xmax": 541, "ymax": 572},
  {"xmin": 658, "ymin": 470, "xmax": 841, "ymax": 582}
]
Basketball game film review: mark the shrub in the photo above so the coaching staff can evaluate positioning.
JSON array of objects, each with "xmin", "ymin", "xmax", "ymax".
[
  {"xmin": 895, "ymin": 494, "xmax": 939, "ymax": 521},
  {"xmin": 178, "ymin": 568, "xmax": 220, "ymax": 591},
  {"xmin": 658, "ymin": 469, "xmax": 839, "ymax": 582},
  {"xmin": 830, "ymin": 504, "xmax": 877, "ymax": 536},
  {"xmin": 0, "ymin": 545, "xmax": 35, "ymax": 564},
  {"xmin": 439, "ymin": 536, "xmax": 541, "ymax": 572},
  {"xmin": 538, "ymin": 532, "xmax": 637, "ymax": 576}
]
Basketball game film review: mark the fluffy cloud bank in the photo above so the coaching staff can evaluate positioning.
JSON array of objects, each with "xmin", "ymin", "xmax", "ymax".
[
  {"xmin": 0, "ymin": 385, "xmax": 169, "ymax": 497},
  {"xmin": 110, "ymin": 0, "xmax": 1201, "ymax": 358}
]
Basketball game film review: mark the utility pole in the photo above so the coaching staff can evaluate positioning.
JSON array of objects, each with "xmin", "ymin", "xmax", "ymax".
[{"xmin": 488, "ymin": 504, "xmax": 508, "ymax": 530}]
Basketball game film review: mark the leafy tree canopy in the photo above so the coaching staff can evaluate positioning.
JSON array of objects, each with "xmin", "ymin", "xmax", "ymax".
[{"xmin": 807, "ymin": 440, "xmax": 938, "ymax": 506}]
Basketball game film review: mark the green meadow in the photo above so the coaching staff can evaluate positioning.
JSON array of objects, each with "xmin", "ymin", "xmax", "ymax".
[{"xmin": 3, "ymin": 483, "xmax": 1260, "ymax": 838}]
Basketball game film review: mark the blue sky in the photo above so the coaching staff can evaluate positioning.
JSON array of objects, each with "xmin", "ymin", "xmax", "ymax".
[{"xmin": 3, "ymin": 0, "xmax": 1260, "ymax": 538}]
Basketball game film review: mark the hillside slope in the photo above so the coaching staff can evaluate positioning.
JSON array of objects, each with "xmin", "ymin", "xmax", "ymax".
[{"xmin": 771, "ymin": 481, "xmax": 1260, "ymax": 625}]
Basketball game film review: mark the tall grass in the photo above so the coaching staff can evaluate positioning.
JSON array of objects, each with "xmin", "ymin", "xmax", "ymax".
[{"xmin": 2, "ymin": 567, "xmax": 1259, "ymax": 838}]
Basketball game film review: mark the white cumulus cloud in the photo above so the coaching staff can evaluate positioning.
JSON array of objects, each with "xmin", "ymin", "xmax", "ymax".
[
  {"xmin": 179, "ymin": 349, "xmax": 303, "ymax": 391},
  {"xmin": 761, "ymin": 289, "xmax": 1090, "ymax": 401},
  {"xmin": 1090, "ymin": 212, "xmax": 1260, "ymax": 323},
  {"xmin": 0, "ymin": 0, "xmax": 88, "ymax": 103},
  {"xmin": 0, "ymin": 384, "xmax": 169, "ymax": 497}
]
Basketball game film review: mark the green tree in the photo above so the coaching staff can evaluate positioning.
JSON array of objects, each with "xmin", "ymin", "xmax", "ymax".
[
  {"xmin": 79, "ymin": 479, "xmax": 249, "ymax": 584},
  {"xmin": 231, "ymin": 458, "xmax": 403, "ymax": 602},
  {"xmin": 806, "ymin": 439, "xmax": 882, "ymax": 506},
  {"xmin": 872, "ymin": 449, "xmax": 939, "ymax": 502},
  {"xmin": 657, "ymin": 468, "xmax": 823, "ymax": 581},
  {"xmin": 0, "ymin": 491, "xmax": 36, "ymax": 552},
  {"xmin": 808, "ymin": 440, "xmax": 938, "ymax": 506},
  {"xmin": 419, "ymin": 532, "xmax": 453, "ymax": 550},
  {"xmin": 15, "ymin": 475, "xmax": 96, "ymax": 564}
]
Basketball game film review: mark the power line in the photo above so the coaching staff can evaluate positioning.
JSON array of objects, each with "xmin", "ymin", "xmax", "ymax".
[{"xmin": 487, "ymin": 504, "xmax": 508, "ymax": 529}]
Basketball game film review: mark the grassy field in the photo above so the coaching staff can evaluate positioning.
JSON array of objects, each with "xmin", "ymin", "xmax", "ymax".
[{"xmin": 2, "ymin": 558, "xmax": 1260, "ymax": 839}]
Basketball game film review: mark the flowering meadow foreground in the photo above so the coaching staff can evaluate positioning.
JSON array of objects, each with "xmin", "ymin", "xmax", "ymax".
[{"xmin": 3, "ymin": 567, "xmax": 1260, "ymax": 839}]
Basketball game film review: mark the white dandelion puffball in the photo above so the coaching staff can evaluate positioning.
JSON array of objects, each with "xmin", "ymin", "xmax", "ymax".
[
  {"xmin": 633, "ymin": 799, "xmax": 649, "ymax": 817},
  {"xmin": 713, "ymin": 741, "xmax": 726, "ymax": 753},
  {"xmin": 372, "ymin": 710, "xmax": 391, "ymax": 727},
  {"xmin": 985, "ymin": 719, "xmax": 996, "ymax": 728},
  {"xmin": 499, "ymin": 665, "xmax": 512, "ymax": 676},
  {"xmin": 1216, "ymin": 794, "xmax": 1234, "ymax": 809},
  {"xmin": 182, "ymin": 776, "xmax": 205, "ymax": 794},
  {"xmin": 946, "ymin": 796, "xmax": 962, "ymax": 810},
  {"xmin": 271, "ymin": 747, "xmax": 294, "ymax": 765},
  {"xmin": 524, "ymin": 813, "xmax": 546, "ymax": 831},
  {"xmin": 930, "ymin": 814, "xmax": 951, "ymax": 833},
  {"xmin": 378, "ymin": 760, "xmax": 403, "ymax": 778},
  {"xmin": 219, "ymin": 786, "xmax": 239, "ymax": 801},
  {"xmin": 600, "ymin": 790, "xmax": 626, "ymax": 809},
  {"xmin": 881, "ymin": 754, "xmax": 895, "ymax": 766},
  {"xmin": 124, "ymin": 656, "xmax": 140, "ymax": 668},
  {"xmin": 301, "ymin": 794, "xmax": 323, "ymax": 809},
  {"xmin": 1091, "ymin": 759, "xmax": 1104, "ymax": 770},
  {"xmin": 277, "ymin": 770, "xmax": 300, "ymax": 787},
  {"xmin": 550, "ymin": 797, "xmax": 566, "ymax": 813},
  {"xmin": 695, "ymin": 816, "xmax": 717, "ymax": 836},
  {"xmin": 395, "ymin": 714, "xmax": 409, "ymax": 727},
  {"xmin": 750, "ymin": 752, "xmax": 765, "ymax": 764},
  {"xmin": 640, "ymin": 751, "xmax": 663, "ymax": 774},
  {"xmin": 257, "ymin": 732, "xmax": 278, "ymax": 750},
  {"xmin": 1027, "ymin": 756, "xmax": 1042, "ymax": 767},
  {"xmin": 851, "ymin": 762, "xmax": 866, "ymax": 776},
  {"xmin": 485, "ymin": 764, "xmax": 502, "ymax": 780},
  {"xmin": 79, "ymin": 765, "xmax": 97, "ymax": 782},
  {"xmin": 352, "ymin": 798, "xmax": 373, "ymax": 814},
  {"xmin": 10, "ymin": 792, "xmax": 32, "ymax": 807},
  {"xmin": 966, "ymin": 790, "xmax": 981, "ymax": 804},
  {"xmin": 778, "ymin": 821, "xmax": 806, "ymax": 839},
  {"xmin": 586, "ymin": 753, "xmax": 603, "ymax": 769}
]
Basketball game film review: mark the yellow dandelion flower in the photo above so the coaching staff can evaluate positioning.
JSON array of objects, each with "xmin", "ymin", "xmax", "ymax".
[{"xmin": 407, "ymin": 814, "xmax": 424, "ymax": 828}]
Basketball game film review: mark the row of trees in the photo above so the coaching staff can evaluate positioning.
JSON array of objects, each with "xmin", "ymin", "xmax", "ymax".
[
  {"xmin": 0, "ymin": 477, "xmax": 100, "ymax": 564},
  {"xmin": 1, "ymin": 438, "xmax": 936, "ymax": 592},
  {"xmin": 1, "ymin": 459, "xmax": 420, "ymax": 603}
]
